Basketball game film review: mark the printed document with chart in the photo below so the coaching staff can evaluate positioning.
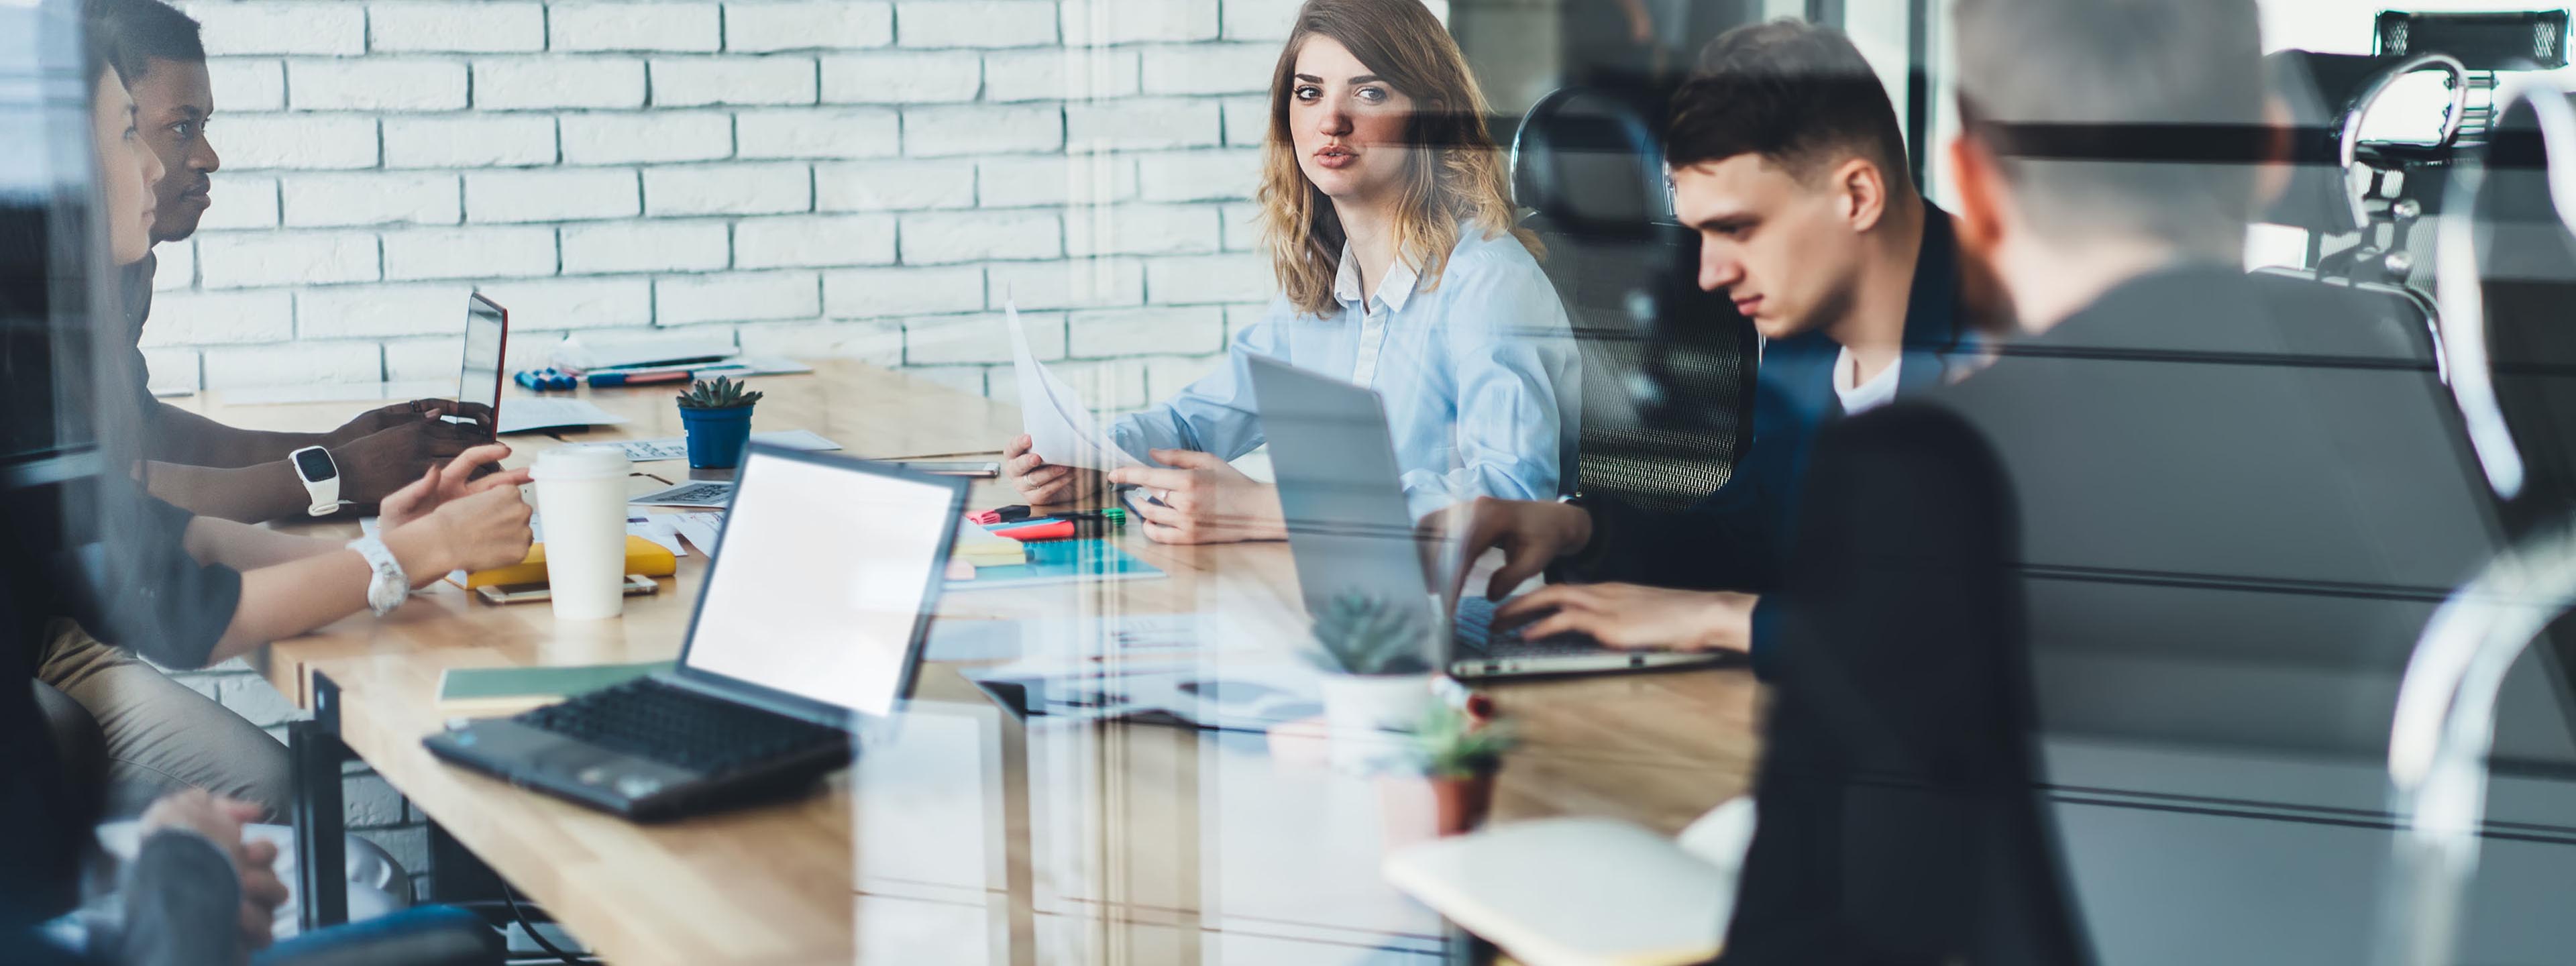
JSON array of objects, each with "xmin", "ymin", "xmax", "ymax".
[{"xmin": 1010, "ymin": 303, "xmax": 1143, "ymax": 472}]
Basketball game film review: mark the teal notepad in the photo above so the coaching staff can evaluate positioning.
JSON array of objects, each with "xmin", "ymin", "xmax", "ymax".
[
  {"xmin": 435, "ymin": 661, "xmax": 674, "ymax": 716},
  {"xmin": 946, "ymin": 537, "xmax": 1163, "ymax": 590}
]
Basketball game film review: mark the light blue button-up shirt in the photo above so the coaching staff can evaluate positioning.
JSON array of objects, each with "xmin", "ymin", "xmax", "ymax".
[{"xmin": 1111, "ymin": 227, "xmax": 1582, "ymax": 517}]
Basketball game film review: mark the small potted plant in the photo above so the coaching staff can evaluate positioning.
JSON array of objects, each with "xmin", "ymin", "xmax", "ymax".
[
  {"xmin": 674, "ymin": 376, "xmax": 764, "ymax": 469},
  {"xmin": 1381, "ymin": 702, "xmax": 1519, "ymax": 845},
  {"xmin": 1301, "ymin": 593, "xmax": 1438, "ymax": 772}
]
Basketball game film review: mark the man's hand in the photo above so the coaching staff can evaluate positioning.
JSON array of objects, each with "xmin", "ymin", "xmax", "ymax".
[
  {"xmin": 1492, "ymin": 584, "xmax": 1756, "ymax": 653},
  {"xmin": 1417, "ymin": 496, "xmax": 1595, "ymax": 604},
  {"xmin": 1002, "ymin": 434, "xmax": 1106, "ymax": 506},
  {"xmin": 327, "ymin": 398, "xmax": 478, "ymax": 445},
  {"xmin": 138, "ymin": 790, "xmax": 289, "ymax": 952},
  {"xmin": 330, "ymin": 419, "xmax": 493, "ymax": 506},
  {"xmin": 1106, "ymin": 449, "xmax": 1287, "ymax": 545}
]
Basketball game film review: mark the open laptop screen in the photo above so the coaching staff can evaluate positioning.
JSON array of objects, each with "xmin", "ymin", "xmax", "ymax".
[
  {"xmin": 458, "ymin": 293, "xmax": 506, "ymax": 439},
  {"xmin": 679, "ymin": 449, "xmax": 963, "ymax": 718}
]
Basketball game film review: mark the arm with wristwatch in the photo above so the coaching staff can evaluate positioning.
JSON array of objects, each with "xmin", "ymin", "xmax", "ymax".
[
  {"xmin": 184, "ymin": 442, "xmax": 535, "ymax": 665},
  {"xmin": 141, "ymin": 402, "xmax": 497, "ymax": 524}
]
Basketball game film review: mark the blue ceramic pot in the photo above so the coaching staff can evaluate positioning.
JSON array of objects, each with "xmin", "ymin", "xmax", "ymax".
[{"xmin": 678, "ymin": 405, "xmax": 755, "ymax": 468}]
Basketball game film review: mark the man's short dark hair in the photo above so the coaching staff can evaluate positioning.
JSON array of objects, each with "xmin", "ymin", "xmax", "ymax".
[
  {"xmin": 1666, "ymin": 19, "xmax": 1911, "ymax": 190},
  {"xmin": 1953, "ymin": 0, "xmax": 2263, "ymax": 254},
  {"xmin": 82, "ymin": 0, "xmax": 205, "ymax": 83}
]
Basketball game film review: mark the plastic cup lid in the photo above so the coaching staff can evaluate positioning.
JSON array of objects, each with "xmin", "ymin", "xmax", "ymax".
[{"xmin": 529, "ymin": 445, "xmax": 631, "ymax": 481}]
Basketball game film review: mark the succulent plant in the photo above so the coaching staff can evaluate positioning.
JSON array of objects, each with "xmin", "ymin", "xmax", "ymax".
[
  {"xmin": 675, "ymin": 375, "xmax": 765, "ymax": 410},
  {"xmin": 1406, "ymin": 702, "xmax": 1518, "ymax": 780},
  {"xmin": 1303, "ymin": 592, "xmax": 1433, "ymax": 676}
]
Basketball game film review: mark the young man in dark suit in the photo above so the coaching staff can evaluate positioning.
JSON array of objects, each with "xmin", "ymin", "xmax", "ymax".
[{"xmin": 1441, "ymin": 20, "xmax": 1993, "ymax": 669}]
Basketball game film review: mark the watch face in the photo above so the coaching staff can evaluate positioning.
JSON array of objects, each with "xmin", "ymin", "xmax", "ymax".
[{"xmin": 294, "ymin": 447, "xmax": 338, "ymax": 482}]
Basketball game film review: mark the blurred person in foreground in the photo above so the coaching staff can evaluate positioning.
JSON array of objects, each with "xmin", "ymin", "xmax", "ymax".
[
  {"xmin": 3, "ymin": 25, "xmax": 499, "ymax": 966},
  {"xmin": 30, "ymin": 0, "xmax": 537, "ymax": 822},
  {"xmin": 1721, "ymin": 0, "xmax": 2304, "ymax": 961}
]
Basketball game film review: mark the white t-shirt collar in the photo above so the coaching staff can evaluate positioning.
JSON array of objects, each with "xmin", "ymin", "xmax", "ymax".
[{"xmin": 1833, "ymin": 345, "xmax": 1902, "ymax": 415}]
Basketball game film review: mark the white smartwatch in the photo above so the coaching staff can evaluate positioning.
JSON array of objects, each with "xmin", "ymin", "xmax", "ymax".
[
  {"xmin": 288, "ymin": 445, "xmax": 344, "ymax": 517},
  {"xmin": 345, "ymin": 535, "xmax": 410, "ymax": 617}
]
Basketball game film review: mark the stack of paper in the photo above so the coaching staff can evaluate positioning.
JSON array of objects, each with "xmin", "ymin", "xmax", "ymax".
[
  {"xmin": 498, "ymin": 397, "xmax": 629, "ymax": 435},
  {"xmin": 953, "ymin": 519, "xmax": 1028, "ymax": 569},
  {"xmin": 1010, "ymin": 303, "xmax": 1143, "ymax": 472}
]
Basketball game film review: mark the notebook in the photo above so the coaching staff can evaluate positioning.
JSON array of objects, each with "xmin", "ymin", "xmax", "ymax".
[{"xmin": 435, "ymin": 661, "xmax": 674, "ymax": 717}]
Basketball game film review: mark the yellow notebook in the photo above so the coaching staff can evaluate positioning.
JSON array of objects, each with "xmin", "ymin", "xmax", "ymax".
[
  {"xmin": 447, "ymin": 535, "xmax": 678, "ymax": 590},
  {"xmin": 954, "ymin": 518, "xmax": 1028, "ymax": 568}
]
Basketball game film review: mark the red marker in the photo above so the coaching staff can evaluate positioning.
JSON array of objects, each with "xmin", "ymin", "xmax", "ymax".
[{"xmin": 996, "ymin": 520, "xmax": 1075, "ymax": 542}]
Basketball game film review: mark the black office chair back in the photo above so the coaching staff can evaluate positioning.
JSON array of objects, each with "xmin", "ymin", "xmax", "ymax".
[
  {"xmin": 2446, "ymin": 87, "xmax": 2576, "ymax": 529},
  {"xmin": 1510, "ymin": 85, "xmax": 1758, "ymax": 513}
]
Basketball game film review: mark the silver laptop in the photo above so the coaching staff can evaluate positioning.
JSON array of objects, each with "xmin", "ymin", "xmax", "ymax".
[{"xmin": 1245, "ymin": 354, "xmax": 1726, "ymax": 679}]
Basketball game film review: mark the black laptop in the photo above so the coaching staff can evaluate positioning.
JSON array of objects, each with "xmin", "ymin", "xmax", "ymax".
[{"xmin": 424, "ymin": 445, "xmax": 968, "ymax": 820}]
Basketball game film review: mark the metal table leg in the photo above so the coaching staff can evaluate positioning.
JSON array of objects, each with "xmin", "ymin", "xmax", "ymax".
[{"xmin": 290, "ymin": 672, "xmax": 348, "ymax": 932}]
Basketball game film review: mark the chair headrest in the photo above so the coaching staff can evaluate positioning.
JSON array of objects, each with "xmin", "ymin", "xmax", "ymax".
[{"xmin": 1511, "ymin": 86, "xmax": 1670, "ymax": 238}]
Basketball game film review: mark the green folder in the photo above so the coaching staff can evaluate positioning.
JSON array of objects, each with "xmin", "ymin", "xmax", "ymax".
[{"xmin": 435, "ymin": 661, "xmax": 674, "ymax": 716}]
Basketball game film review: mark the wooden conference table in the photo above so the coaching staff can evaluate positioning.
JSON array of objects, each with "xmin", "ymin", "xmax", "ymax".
[{"xmin": 195, "ymin": 361, "xmax": 1768, "ymax": 965}]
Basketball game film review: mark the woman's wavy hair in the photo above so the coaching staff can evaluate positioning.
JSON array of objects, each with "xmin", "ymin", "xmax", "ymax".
[{"xmin": 1258, "ymin": 0, "xmax": 1538, "ymax": 316}]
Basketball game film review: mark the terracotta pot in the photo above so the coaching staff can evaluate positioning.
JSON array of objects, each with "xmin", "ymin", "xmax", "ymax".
[
  {"xmin": 1429, "ymin": 774, "xmax": 1496, "ymax": 837},
  {"xmin": 1378, "ymin": 772, "xmax": 1499, "ymax": 849}
]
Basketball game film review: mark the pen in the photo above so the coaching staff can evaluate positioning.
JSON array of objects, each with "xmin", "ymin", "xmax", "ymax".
[
  {"xmin": 987, "ymin": 507, "xmax": 1126, "ymax": 531},
  {"xmin": 590, "ymin": 370, "xmax": 693, "ymax": 388}
]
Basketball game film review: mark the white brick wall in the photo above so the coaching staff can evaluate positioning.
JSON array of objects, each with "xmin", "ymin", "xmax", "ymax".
[{"xmin": 155, "ymin": 0, "xmax": 1348, "ymax": 407}]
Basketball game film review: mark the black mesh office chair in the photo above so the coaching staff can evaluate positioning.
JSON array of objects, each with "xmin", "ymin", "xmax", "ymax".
[{"xmin": 1509, "ymin": 86, "xmax": 1758, "ymax": 513}]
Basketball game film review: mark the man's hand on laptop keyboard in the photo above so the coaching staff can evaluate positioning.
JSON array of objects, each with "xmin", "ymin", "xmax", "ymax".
[
  {"xmin": 327, "ymin": 397, "xmax": 480, "ymax": 445},
  {"xmin": 1491, "ymin": 584, "xmax": 1756, "ymax": 652},
  {"xmin": 1419, "ymin": 496, "xmax": 1595, "ymax": 605}
]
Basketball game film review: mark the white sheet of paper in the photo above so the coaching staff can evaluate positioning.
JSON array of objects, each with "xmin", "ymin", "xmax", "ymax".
[
  {"xmin": 498, "ymin": 397, "xmax": 631, "ymax": 434},
  {"xmin": 1009, "ymin": 303, "xmax": 1141, "ymax": 471},
  {"xmin": 604, "ymin": 439, "xmax": 691, "ymax": 462},
  {"xmin": 601, "ymin": 431, "xmax": 839, "ymax": 464},
  {"xmin": 747, "ymin": 429, "xmax": 840, "ymax": 451},
  {"xmin": 668, "ymin": 511, "xmax": 726, "ymax": 557},
  {"xmin": 628, "ymin": 480, "xmax": 735, "ymax": 508}
]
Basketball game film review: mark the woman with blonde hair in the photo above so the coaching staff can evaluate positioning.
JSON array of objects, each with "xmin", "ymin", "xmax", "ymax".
[{"xmin": 1003, "ymin": 0, "xmax": 1579, "ymax": 545}]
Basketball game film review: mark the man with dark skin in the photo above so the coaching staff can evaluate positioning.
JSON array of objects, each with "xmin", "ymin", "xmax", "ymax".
[{"xmin": 101, "ymin": 0, "xmax": 492, "ymax": 523}]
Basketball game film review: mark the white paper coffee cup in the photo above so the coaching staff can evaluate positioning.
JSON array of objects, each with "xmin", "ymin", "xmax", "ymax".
[{"xmin": 530, "ymin": 445, "xmax": 631, "ymax": 621}]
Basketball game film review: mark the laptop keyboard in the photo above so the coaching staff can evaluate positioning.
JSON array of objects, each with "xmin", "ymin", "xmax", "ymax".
[
  {"xmin": 520, "ymin": 678, "xmax": 847, "ymax": 775},
  {"xmin": 1452, "ymin": 596, "xmax": 1610, "ymax": 657}
]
